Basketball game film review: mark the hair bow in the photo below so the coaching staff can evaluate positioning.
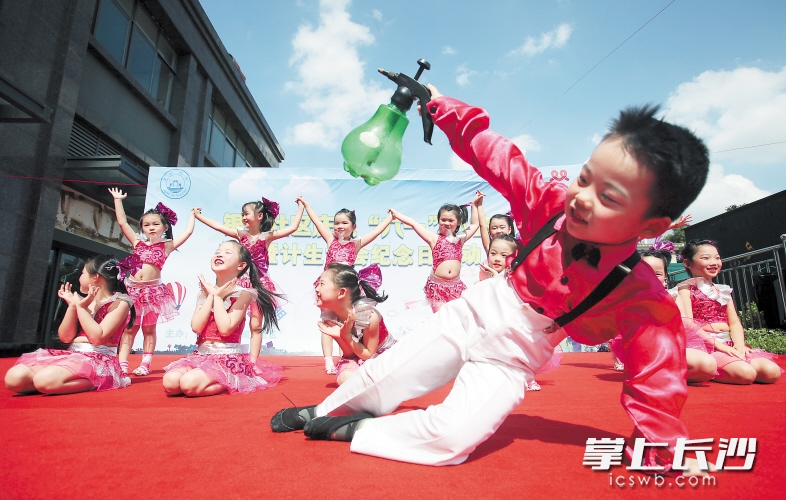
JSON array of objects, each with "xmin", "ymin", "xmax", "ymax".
[
  {"xmin": 649, "ymin": 236, "xmax": 674, "ymax": 254},
  {"xmin": 155, "ymin": 202, "xmax": 178, "ymax": 226},
  {"xmin": 117, "ymin": 254, "xmax": 142, "ymax": 281},
  {"xmin": 357, "ymin": 264, "xmax": 383, "ymax": 292},
  {"xmin": 261, "ymin": 197, "xmax": 280, "ymax": 219},
  {"xmin": 505, "ymin": 210, "xmax": 515, "ymax": 221}
]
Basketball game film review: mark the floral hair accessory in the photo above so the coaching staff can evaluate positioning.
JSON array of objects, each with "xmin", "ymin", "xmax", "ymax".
[
  {"xmin": 357, "ymin": 264, "xmax": 382, "ymax": 292},
  {"xmin": 117, "ymin": 254, "xmax": 142, "ymax": 281},
  {"xmin": 155, "ymin": 202, "xmax": 177, "ymax": 226},
  {"xmin": 505, "ymin": 210, "xmax": 515, "ymax": 220},
  {"xmin": 649, "ymin": 236, "xmax": 674, "ymax": 254},
  {"xmin": 261, "ymin": 197, "xmax": 280, "ymax": 219}
]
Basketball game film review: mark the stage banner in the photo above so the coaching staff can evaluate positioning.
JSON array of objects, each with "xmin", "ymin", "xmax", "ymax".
[{"xmin": 140, "ymin": 166, "xmax": 579, "ymax": 355}]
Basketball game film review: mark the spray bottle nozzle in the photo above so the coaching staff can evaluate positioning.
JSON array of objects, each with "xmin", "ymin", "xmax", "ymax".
[{"xmin": 378, "ymin": 59, "xmax": 434, "ymax": 144}]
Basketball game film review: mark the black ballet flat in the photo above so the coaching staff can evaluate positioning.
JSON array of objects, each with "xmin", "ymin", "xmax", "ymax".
[
  {"xmin": 270, "ymin": 405, "xmax": 316, "ymax": 432},
  {"xmin": 303, "ymin": 412, "xmax": 375, "ymax": 441}
]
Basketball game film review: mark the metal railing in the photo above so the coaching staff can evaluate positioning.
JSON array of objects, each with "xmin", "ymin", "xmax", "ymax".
[{"xmin": 667, "ymin": 235, "xmax": 786, "ymax": 330}]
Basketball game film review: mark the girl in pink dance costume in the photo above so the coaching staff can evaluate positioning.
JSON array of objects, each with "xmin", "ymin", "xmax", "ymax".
[
  {"xmin": 610, "ymin": 238, "xmax": 717, "ymax": 383},
  {"xmin": 298, "ymin": 196, "xmax": 393, "ymax": 374},
  {"xmin": 391, "ymin": 192, "xmax": 482, "ymax": 312},
  {"xmin": 476, "ymin": 190, "xmax": 516, "ymax": 281},
  {"xmin": 316, "ymin": 263, "xmax": 395, "ymax": 386},
  {"xmin": 676, "ymin": 240, "xmax": 782, "ymax": 384},
  {"xmin": 109, "ymin": 187, "xmax": 196, "ymax": 377},
  {"xmin": 194, "ymin": 197, "xmax": 304, "ymax": 353},
  {"xmin": 162, "ymin": 241, "xmax": 283, "ymax": 396},
  {"xmin": 5, "ymin": 255, "xmax": 134, "ymax": 394}
]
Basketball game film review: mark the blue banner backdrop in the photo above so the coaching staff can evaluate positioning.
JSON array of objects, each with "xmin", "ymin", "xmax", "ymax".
[{"xmin": 140, "ymin": 166, "xmax": 579, "ymax": 355}]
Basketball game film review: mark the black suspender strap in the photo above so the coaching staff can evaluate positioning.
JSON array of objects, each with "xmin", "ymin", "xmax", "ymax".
[
  {"xmin": 552, "ymin": 250, "xmax": 641, "ymax": 329},
  {"xmin": 508, "ymin": 211, "xmax": 642, "ymax": 331},
  {"xmin": 509, "ymin": 212, "xmax": 563, "ymax": 273}
]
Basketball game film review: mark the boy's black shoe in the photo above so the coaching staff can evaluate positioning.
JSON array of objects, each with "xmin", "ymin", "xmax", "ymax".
[
  {"xmin": 270, "ymin": 405, "xmax": 316, "ymax": 432},
  {"xmin": 304, "ymin": 412, "xmax": 375, "ymax": 441}
]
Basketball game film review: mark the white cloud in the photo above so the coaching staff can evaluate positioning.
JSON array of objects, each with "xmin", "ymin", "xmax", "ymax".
[
  {"xmin": 228, "ymin": 169, "xmax": 269, "ymax": 200},
  {"xmin": 443, "ymin": 45, "xmax": 457, "ymax": 55},
  {"xmin": 284, "ymin": 0, "xmax": 390, "ymax": 149},
  {"xmin": 663, "ymin": 66, "xmax": 786, "ymax": 164},
  {"xmin": 371, "ymin": 9, "xmax": 382, "ymax": 21},
  {"xmin": 450, "ymin": 153, "xmax": 472, "ymax": 170},
  {"xmin": 511, "ymin": 134, "xmax": 541, "ymax": 155},
  {"xmin": 279, "ymin": 175, "xmax": 335, "ymax": 208},
  {"xmin": 456, "ymin": 64, "xmax": 478, "ymax": 86},
  {"xmin": 590, "ymin": 133, "xmax": 603, "ymax": 146},
  {"xmin": 509, "ymin": 23, "xmax": 572, "ymax": 58},
  {"xmin": 685, "ymin": 163, "xmax": 771, "ymax": 222}
]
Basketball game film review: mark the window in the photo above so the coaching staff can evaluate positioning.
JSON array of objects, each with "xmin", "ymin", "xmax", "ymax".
[
  {"xmin": 92, "ymin": 0, "xmax": 177, "ymax": 110},
  {"xmin": 207, "ymin": 101, "xmax": 256, "ymax": 167}
]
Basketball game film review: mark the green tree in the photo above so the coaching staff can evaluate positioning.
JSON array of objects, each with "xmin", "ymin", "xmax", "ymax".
[{"xmin": 664, "ymin": 227, "xmax": 685, "ymax": 243}]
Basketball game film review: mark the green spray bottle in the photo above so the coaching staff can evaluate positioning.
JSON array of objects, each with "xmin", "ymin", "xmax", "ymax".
[{"xmin": 341, "ymin": 59, "xmax": 434, "ymax": 185}]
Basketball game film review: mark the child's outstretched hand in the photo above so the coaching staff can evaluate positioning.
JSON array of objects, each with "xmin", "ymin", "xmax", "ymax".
[
  {"xmin": 295, "ymin": 197, "xmax": 305, "ymax": 207},
  {"xmin": 388, "ymin": 208, "xmax": 400, "ymax": 220},
  {"xmin": 473, "ymin": 190, "xmax": 485, "ymax": 206},
  {"xmin": 108, "ymin": 187, "xmax": 127, "ymax": 200},
  {"xmin": 214, "ymin": 278, "xmax": 237, "ymax": 299},
  {"xmin": 479, "ymin": 262, "xmax": 498, "ymax": 279},
  {"xmin": 191, "ymin": 207, "xmax": 202, "ymax": 217},
  {"xmin": 198, "ymin": 275, "xmax": 217, "ymax": 296},
  {"xmin": 79, "ymin": 285, "xmax": 99, "ymax": 308},
  {"xmin": 417, "ymin": 84, "xmax": 443, "ymax": 116},
  {"xmin": 317, "ymin": 321, "xmax": 341, "ymax": 339},
  {"xmin": 340, "ymin": 310, "xmax": 356, "ymax": 341},
  {"xmin": 57, "ymin": 283, "xmax": 80, "ymax": 307},
  {"xmin": 670, "ymin": 214, "xmax": 692, "ymax": 229}
]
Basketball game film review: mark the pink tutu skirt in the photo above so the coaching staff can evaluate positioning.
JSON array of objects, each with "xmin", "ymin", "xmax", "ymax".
[
  {"xmin": 535, "ymin": 345, "xmax": 563, "ymax": 375},
  {"xmin": 681, "ymin": 318, "xmax": 784, "ymax": 377},
  {"xmin": 14, "ymin": 345, "xmax": 129, "ymax": 391},
  {"xmin": 424, "ymin": 273, "xmax": 467, "ymax": 311},
  {"xmin": 163, "ymin": 344, "xmax": 283, "ymax": 395},
  {"xmin": 125, "ymin": 277, "xmax": 178, "ymax": 326}
]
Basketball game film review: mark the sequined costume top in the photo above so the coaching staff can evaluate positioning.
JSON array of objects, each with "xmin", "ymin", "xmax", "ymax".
[
  {"xmin": 324, "ymin": 238, "xmax": 358, "ymax": 267},
  {"xmin": 679, "ymin": 277, "xmax": 732, "ymax": 324},
  {"xmin": 431, "ymin": 234, "xmax": 463, "ymax": 270},
  {"xmin": 196, "ymin": 297, "xmax": 247, "ymax": 345},
  {"xmin": 133, "ymin": 239, "xmax": 169, "ymax": 270},
  {"xmin": 237, "ymin": 229, "xmax": 270, "ymax": 276},
  {"xmin": 76, "ymin": 293, "xmax": 134, "ymax": 346}
]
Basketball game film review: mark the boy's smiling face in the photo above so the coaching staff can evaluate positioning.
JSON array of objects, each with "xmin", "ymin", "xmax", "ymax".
[{"xmin": 564, "ymin": 137, "xmax": 671, "ymax": 245}]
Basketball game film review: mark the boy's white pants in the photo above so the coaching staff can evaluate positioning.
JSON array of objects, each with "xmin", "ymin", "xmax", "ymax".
[{"xmin": 316, "ymin": 274, "xmax": 565, "ymax": 466}]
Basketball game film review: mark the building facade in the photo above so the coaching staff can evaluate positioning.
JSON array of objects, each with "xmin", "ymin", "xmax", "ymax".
[{"xmin": 0, "ymin": 0, "xmax": 284, "ymax": 354}]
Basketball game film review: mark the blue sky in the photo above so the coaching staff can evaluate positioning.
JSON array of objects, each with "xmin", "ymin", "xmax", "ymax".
[{"xmin": 201, "ymin": 0, "xmax": 786, "ymax": 223}]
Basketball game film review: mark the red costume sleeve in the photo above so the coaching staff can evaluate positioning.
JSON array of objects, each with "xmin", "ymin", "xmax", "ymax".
[
  {"xmin": 613, "ymin": 292, "xmax": 689, "ymax": 473},
  {"xmin": 428, "ymin": 96, "xmax": 566, "ymax": 239}
]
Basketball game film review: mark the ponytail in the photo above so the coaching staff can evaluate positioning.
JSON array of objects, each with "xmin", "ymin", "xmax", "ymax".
[
  {"xmin": 325, "ymin": 263, "xmax": 388, "ymax": 304},
  {"xmin": 233, "ymin": 242, "xmax": 284, "ymax": 333},
  {"xmin": 85, "ymin": 254, "xmax": 136, "ymax": 327}
]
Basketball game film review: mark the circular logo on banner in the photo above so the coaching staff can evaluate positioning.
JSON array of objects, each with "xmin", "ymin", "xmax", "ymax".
[{"xmin": 160, "ymin": 169, "xmax": 191, "ymax": 199}]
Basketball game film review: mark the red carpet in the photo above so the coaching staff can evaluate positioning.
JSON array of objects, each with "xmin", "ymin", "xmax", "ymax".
[{"xmin": 1, "ymin": 353, "xmax": 783, "ymax": 499}]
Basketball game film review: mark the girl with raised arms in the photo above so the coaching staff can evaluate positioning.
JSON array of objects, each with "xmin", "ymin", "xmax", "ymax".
[
  {"xmin": 109, "ymin": 188, "xmax": 197, "ymax": 377},
  {"xmin": 194, "ymin": 196, "xmax": 304, "ymax": 352},
  {"xmin": 297, "ymin": 196, "xmax": 393, "ymax": 374},
  {"xmin": 391, "ymin": 191, "xmax": 482, "ymax": 312}
]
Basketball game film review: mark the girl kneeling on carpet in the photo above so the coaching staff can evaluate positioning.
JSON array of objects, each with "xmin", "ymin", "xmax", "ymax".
[
  {"xmin": 162, "ymin": 241, "xmax": 283, "ymax": 396},
  {"xmin": 5, "ymin": 255, "xmax": 135, "ymax": 394},
  {"xmin": 316, "ymin": 263, "xmax": 395, "ymax": 386},
  {"xmin": 675, "ymin": 239, "xmax": 782, "ymax": 385}
]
